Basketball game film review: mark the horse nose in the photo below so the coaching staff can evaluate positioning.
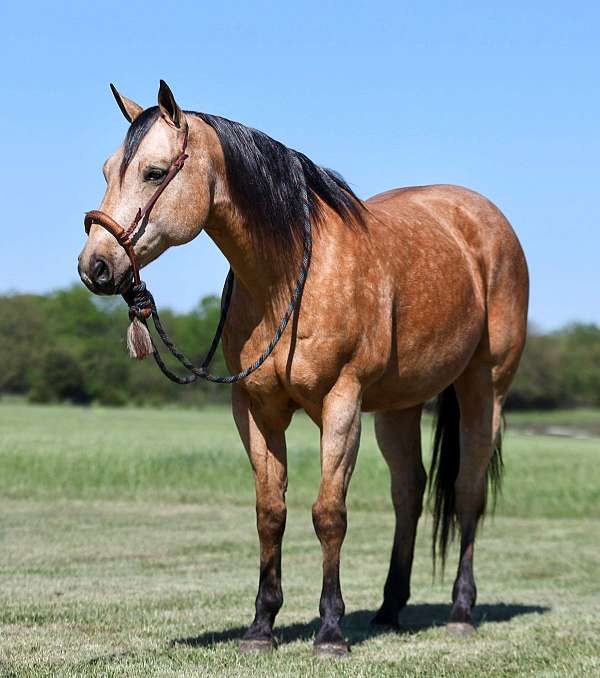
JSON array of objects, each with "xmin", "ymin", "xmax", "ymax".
[{"xmin": 88, "ymin": 255, "xmax": 115, "ymax": 293}]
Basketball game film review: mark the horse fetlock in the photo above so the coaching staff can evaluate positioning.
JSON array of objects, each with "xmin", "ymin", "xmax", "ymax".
[
  {"xmin": 452, "ymin": 576, "xmax": 477, "ymax": 607},
  {"xmin": 244, "ymin": 614, "xmax": 276, "ymax": 642},
  {"xmin": 372, "ymin": 602, "xmax": 401, "ymax": 628},
  {"xmin": 315, "ymin": 619, "xmax": 347, "ymax": 647},
  {"xmin": 319, "ymin": 598, "xmax": 345, "ymax": 623},
  {"xmin": 449, "ymin": 601, "xmax": 474, "ymax": 626},
  {"xmin": 256, "ymin": 586, "xmax": 283, "ymax": 617},
  {"xmin": 375, "ymin": 579, "xmax": 409, "ymax": 626},
  {"xmin": 383, "ymin": 572, "xmax": 410, "ymax": 605}
]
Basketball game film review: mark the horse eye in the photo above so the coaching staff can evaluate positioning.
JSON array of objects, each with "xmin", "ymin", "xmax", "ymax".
[{"xmin": 144, "ymin": 167, "xmax": 168, "ymax": 182}]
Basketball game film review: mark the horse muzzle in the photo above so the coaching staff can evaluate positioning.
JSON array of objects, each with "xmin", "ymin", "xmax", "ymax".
[{"xmin": 79, "ymin": 210, "xmax": 137, "ymax": 295}]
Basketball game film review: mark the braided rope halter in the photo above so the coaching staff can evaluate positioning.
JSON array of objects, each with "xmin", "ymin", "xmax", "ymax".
[{"xmin": 83, "ymin": 127, "xmax": 312, "ymax": 384}]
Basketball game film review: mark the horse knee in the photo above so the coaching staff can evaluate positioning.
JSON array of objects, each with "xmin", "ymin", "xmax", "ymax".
[
  {"xmin": 256, "ymin": 500, "xmax": 286, "ymax": 542},
  {"xmin": 312, "ymin": 498, "xmax": 347, "ymax": 544}
]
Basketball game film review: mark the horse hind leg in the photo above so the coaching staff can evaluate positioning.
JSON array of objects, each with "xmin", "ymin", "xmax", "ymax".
[
  {"xmin": 430, "ymin": 365, "xmax": 504, "ymax": 634},
  {"xmin": 430, "ymin": 207, "xmax": 527, "ymax": 632},
  {"xmin": 372, "ymin": 405, "xmax": 426, "ymax": 627}
]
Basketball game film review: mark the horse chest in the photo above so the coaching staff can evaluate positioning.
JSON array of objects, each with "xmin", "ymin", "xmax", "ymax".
[{"xmin": 223, "ymin": 324, "xmax": 357, "ymax": 409}]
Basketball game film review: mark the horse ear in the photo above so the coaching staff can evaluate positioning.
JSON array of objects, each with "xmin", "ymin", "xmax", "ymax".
[
  {"xmin": 158, "ymin": 79, "xmax": 186, "ymax": 129},
  {"xmin": 110, "ymin": 84, "xmax": 144, "ymax": 123}
]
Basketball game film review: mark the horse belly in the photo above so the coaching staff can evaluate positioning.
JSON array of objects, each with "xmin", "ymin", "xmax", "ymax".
[{"xmin": 362, "ymin": 260, "xmax": 485, "ymax": 411}]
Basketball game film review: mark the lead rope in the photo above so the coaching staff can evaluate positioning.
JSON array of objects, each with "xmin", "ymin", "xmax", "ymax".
[{"xmin": 122, "ymin": 156, "xmax": 312, "ymax": 384}]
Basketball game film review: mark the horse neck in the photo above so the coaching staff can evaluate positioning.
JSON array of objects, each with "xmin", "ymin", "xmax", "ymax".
[
  {"xmin": 194, "ymin": 117, "xmax": 317, "ymax": 313},
  {"xmin": 204, "ymin": 198, "xmax": 291, "ymax": 310}
]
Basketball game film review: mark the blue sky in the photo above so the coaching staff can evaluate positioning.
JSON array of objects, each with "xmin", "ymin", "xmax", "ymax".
[{"xmin": 1, "ymin": 1, "xmax": 598, "ymax": 329}]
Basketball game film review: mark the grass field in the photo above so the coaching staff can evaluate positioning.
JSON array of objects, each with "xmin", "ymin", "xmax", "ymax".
[{"xmin": 0, "ymin": 402, "xmax": 598, "ymax": 677}]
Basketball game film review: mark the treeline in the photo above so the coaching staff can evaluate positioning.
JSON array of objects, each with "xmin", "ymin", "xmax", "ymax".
[
  {"xmin": 1, "ymin": 286, "xmax": 599, "ymax": 409},
  {"xmin": 507, "ymin": 322, "xmax": 600, "ymax": 409},
  {"xmin": 0, "ymin": 286, "xmax": 230, "ymax": 407}
]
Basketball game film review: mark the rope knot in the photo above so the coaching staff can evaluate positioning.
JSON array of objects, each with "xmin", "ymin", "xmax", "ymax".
[
  {"xmin": 123, "ymin": 282, "xmax": 152, "ymax": 321},
  {"xmin": 121, "ymin": 281, "xmax": 154, "ymax": 360}
]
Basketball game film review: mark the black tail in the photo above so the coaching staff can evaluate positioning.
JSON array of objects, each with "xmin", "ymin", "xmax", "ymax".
[{"xmin": 427, "ymin": 385, "xmax": 504, "ymax": 571}]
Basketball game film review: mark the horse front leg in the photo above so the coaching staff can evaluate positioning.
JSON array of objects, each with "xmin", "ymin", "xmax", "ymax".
[
  {"xmin": 312, "ymin": 375, "xmax": 362, "ymax": 657},
  {"xmin": 232, "ymin": 385, "xmax": 289, "ymax": 652}
]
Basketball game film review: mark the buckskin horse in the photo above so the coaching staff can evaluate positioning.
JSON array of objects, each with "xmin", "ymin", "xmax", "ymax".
[{"xmin": 78, "ymin": 81, "xmax": 529, "ymax": 656}]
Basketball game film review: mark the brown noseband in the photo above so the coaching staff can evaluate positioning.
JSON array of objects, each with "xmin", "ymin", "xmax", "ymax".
[{"xmin": 83, "ymin": 125, "xmax": 189, "ymax": 290}]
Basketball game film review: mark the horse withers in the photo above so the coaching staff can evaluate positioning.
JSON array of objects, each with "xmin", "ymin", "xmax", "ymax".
[{"xmin": 78, "ymin": 81, "xmax": 529, "ymax": 656}]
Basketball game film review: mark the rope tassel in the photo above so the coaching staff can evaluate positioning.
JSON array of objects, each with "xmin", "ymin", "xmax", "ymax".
[{"xmin": 127, "ymin": 316, "xmax": 153, "ymax": 360}]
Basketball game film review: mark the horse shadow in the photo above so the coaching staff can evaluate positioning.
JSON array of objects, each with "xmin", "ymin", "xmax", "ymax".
[{"xmin": 171, "ymin": 602, "xmax": 550, "ymax": 649}]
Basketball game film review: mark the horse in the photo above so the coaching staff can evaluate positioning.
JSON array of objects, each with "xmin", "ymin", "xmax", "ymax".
[{"xmin": 78, "ymin": 81, "xmax": 529, "ymax": 656}]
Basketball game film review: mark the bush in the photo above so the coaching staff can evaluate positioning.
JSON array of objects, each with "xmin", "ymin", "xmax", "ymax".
[
  {"xmin": 29, "ymin": 348, "xmax": 90, "ymax": 404},
  {"xmin": 507, "ymin": 324, "xmax": 600, "ymax": 409},
  {"xmin": 0, "ymin": 287, "xmax": 230, "ymax": 407}
]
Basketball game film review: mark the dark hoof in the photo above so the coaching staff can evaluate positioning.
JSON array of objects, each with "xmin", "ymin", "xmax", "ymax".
[
  {"xmin": 239, "ymin": 638, "xmax": 276, "ymax": 653},
  {"xmin": 372, "ymin": 607, "xmax": 399, "ymax": 629},
  {"xmin": 313, "ymin": 642, "xmax": 349, "ymax": 658},
  {"xmin": 447, "ymin": 622, "xmax": 476, "ymax": 636}
]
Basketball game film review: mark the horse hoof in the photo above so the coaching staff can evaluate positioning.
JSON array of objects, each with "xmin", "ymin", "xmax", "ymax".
[
  {"xmin": 313, "ymin": 642, "xmax": 349, "ymax": 658},
  {"xmin": 447, "ymin": 622, "xmax": 476, "ymax": 636},
  {"xmin": 239, "ymin": 638, "xmax": 276, "ymax": 653}
]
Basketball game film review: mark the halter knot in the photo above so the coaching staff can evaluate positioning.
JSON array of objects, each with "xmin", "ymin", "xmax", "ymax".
[{"xmin": 123, "ymin": 282, "xmax": 152, "ymax": 321}]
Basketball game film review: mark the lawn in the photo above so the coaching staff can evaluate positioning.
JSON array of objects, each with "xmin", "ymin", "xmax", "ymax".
[{"xmin": 0, "ymin": 402, "xmax": 598, "ymax": 677}]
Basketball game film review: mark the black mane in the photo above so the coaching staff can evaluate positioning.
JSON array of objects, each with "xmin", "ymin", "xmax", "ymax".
[{"xmin": 120, "ymin": 107, "xmax": 365, "ymax": 258}]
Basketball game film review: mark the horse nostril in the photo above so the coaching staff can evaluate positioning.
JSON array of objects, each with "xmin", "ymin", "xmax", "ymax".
[{"xmin": 91, "ymin": 255, "xmax": 112, "ymax": 288}]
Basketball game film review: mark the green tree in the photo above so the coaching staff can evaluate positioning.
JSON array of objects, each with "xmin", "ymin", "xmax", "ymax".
[{"xmin": 29, "ymin": 348, "xmax": 90, "ymax": 404}]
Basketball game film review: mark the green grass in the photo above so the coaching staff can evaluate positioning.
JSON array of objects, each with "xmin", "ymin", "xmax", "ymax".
[{"xmin": 0, "ymin": 402, "xmax": 599, "ymax": 677}]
